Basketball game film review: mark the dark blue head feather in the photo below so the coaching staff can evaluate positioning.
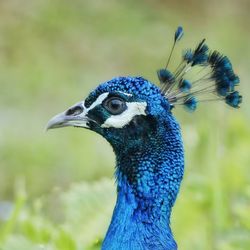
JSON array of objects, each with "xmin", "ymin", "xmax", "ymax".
[
  {"xmin": 179, "ymin": 79, "xmax": 192, "ymax": 92},
  {"xmin": 225, "ymin": 91, "xmax": 242, "ymax": 108},
  {"xmin": 174, "ymin": 26, "xmax": 184, "ymax": 42},
  {"xmin": 157, "ymin": 69, "xmax": 175, "ymax": 85},
  {"xmin": 183, "ymin": 95, "xmax": 197, "ymax": 112},
  {"xmin": 183, "ymin": 49, "xmax": 193, "ymax": 63},
  {"xmin": 191, "ymin": 39, "xmax": 209, "ymax": 66},
  {"xmin": 165, "ymin": 26, "xmax": 184, "ymax": 69},
  {"xmin": 159, "ymin": 27, "xmax": 242, "ymax": 110}
]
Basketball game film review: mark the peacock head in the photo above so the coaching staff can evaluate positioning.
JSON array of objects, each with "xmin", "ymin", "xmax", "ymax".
[
  {"xmin": 47, "ymin": 27, "xmax": 242, "ymax": 153},
  {"xmin": 46, "ymin": 76, "xmax": 174, "ymax": 153}
]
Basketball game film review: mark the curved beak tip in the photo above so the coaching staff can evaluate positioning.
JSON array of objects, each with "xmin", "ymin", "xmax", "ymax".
[
  {"xmin": 46, "ymin": 112, "xmax": 66, "ymax": 131},
  {"xmin": 45, "ymin": 102, "xmax": 89, "ymax": 131},
  {"xmin": 45, "ymin": 107, "xmax": 89, "ymax": 132},
  {"xmin": 45, "ymin": 122, "xmax": 54, "ymax": 132}
]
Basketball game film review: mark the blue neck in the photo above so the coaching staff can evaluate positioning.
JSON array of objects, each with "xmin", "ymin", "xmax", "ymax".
[{"xmin": 102, "ymin": 117, "xmax": 184, "ymax": 250}]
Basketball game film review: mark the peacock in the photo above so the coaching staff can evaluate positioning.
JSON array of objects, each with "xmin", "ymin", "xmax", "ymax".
[{"xmin": 47, "ymin": 27, "xmax": 242, "ymax": 250}]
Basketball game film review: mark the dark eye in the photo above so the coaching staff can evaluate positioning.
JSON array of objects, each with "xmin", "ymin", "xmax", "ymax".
[{"xmin": 104, "ymin": 97, "xmax": 127, "ymax": 115}]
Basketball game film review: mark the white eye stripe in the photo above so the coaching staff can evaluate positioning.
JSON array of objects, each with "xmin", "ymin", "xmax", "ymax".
[
  {"xmin": 117, "ymin": 91, "xmax": 133, "ymax": 97},
  {"xmin": 76, "ymin": 92, "xmax": 109, "ymax": 116},
  {"xmin": 84, "ymin": 92, "xmax": 109, "ymax": 111},
  {"xmin": 83, "ymin": 91, "xmax": 131, "ymax": 112},
  {"xmin": 64, "ymin": 93, "xmax": 110, "ymax": 121},
  {"xmin": 101, "ymin": 102, "xmax": 147, "ymax": 128},
  {"xmin": 81, "ymin": 92, "xmax": 147, "ymax": 128}
]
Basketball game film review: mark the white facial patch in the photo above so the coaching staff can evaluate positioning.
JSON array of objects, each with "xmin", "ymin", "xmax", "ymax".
[
  {"xmin": 56, "ymin": 92, "xmax": 110, "ymax": 128},
  {"xmin": 117, "ymin": 91, "xmax": 132, "ymax": 97},
  {"xmin": 101, "ymin": 102, "xmax": 147, "ymax": 128},
  {"xmin": 72, "ymin": 92, "xmax": 110, "ymax": 117},
  {"xmin": 79, "ymin": 92, "xmax": 109, "ymax": 114}
]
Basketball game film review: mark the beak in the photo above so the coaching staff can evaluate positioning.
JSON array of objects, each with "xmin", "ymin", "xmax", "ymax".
[{"xmin": 46, "ymin": 102, "xmax": 90, "ymax": 130}]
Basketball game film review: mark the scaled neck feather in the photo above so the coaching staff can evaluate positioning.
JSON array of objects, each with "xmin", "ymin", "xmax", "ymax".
[{"xmin": 102, "ymin": 116, "xmax": 184, "ymax": 250}]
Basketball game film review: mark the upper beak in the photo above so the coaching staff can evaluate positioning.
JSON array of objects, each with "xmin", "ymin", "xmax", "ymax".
[{"xmin": 46, "ymin": 102, "xmax": 89, "ymax": 130}]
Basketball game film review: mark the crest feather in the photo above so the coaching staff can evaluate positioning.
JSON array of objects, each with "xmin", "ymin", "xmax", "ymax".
[{"xmin": 158, "ymin": 27, "xmax": 242, "ymax": 111}]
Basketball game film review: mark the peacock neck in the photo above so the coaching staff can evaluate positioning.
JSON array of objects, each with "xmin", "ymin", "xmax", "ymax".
[{"xmin": 102, "ymin": 117, "xmax": 184, "ymax": 250}]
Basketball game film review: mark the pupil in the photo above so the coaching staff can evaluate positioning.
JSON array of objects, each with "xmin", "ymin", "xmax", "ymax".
[
  {"xmin": 110, "ymin": 100, "xmax": 121, "ymax": 110},
  {"xmin": 104, "ymin": 96, "xmax": 126, "ymax": 115}
]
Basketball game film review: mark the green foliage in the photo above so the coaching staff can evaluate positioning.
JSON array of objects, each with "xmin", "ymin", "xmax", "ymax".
[
  {"xmin": 0, "ymin": 0, "xmax": 249, "ymax": 249},
  {"xmin": 0, "ymin": 179, "xmax": 115, "ymax": 250}
]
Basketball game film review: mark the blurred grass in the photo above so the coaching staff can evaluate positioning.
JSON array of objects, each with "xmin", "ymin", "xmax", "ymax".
[{"xmin": 0, "ymin": 0, "xmax": 249, "ymax": 249}]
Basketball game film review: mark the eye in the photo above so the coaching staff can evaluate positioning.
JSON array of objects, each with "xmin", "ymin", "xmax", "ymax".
[{"xmin": 104, "ymin": 97, "xmax": 127, "ymax": 115}]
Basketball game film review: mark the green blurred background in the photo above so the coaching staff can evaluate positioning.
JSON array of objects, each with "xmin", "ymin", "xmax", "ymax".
[{"xmin": 0, "ymin": 0, "xmax": 249, "ymax": 249}]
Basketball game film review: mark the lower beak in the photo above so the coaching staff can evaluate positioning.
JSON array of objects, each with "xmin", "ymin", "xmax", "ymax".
[{"xmin": 46, "ymin": 102, "xmax": 89, "ymax": 130}]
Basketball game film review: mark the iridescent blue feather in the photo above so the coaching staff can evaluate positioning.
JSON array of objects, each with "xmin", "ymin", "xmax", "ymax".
[
  {"xmin": 174, "ymin": 26, "xmax": 184, "ymax": 42},
  {"xmin": 158, "ymin": 26, "xmax": 242, "ymax": 110}
]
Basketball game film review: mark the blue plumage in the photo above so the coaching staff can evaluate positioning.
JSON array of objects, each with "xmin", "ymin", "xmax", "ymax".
[
  {"xmin": 187, "ymin": 39, "xmax": 209, "ymax": 66},
  {"xmin": 174, "ymin": 26, "xmax": 184, "ymax": 42},
  {"xmin": 95, "ymin": 78, "xmax": 183, "ymax": 250},
  {"xmin": 225, "ymin": 91, "xmax": 242, "ymax": 108},
  {"xmin": 157, "ymin": 69, "xmax": 175, "ymax": 85},
  {"xmin": 46, "ymin": 26, "xmax": 242, "ymax": 250},
  {"xmin": 179, "ymin": 79, "xmax": 192, "ymax": 92},
  {"xmin": 183, "ymin": 49, "xmax": 193, "ymax": 62},
  {"xmin": 160, "ymin": 27, "xmax": 242, "ymax": 110},
  {"xmin": 183, "ymin": 96, "xmax": 197, "ymax": 112}
]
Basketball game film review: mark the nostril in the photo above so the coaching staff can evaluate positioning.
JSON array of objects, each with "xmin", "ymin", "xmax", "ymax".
[{"xmin": 66, "ymin": 106, "xmax": 83, "ymax": 116}]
